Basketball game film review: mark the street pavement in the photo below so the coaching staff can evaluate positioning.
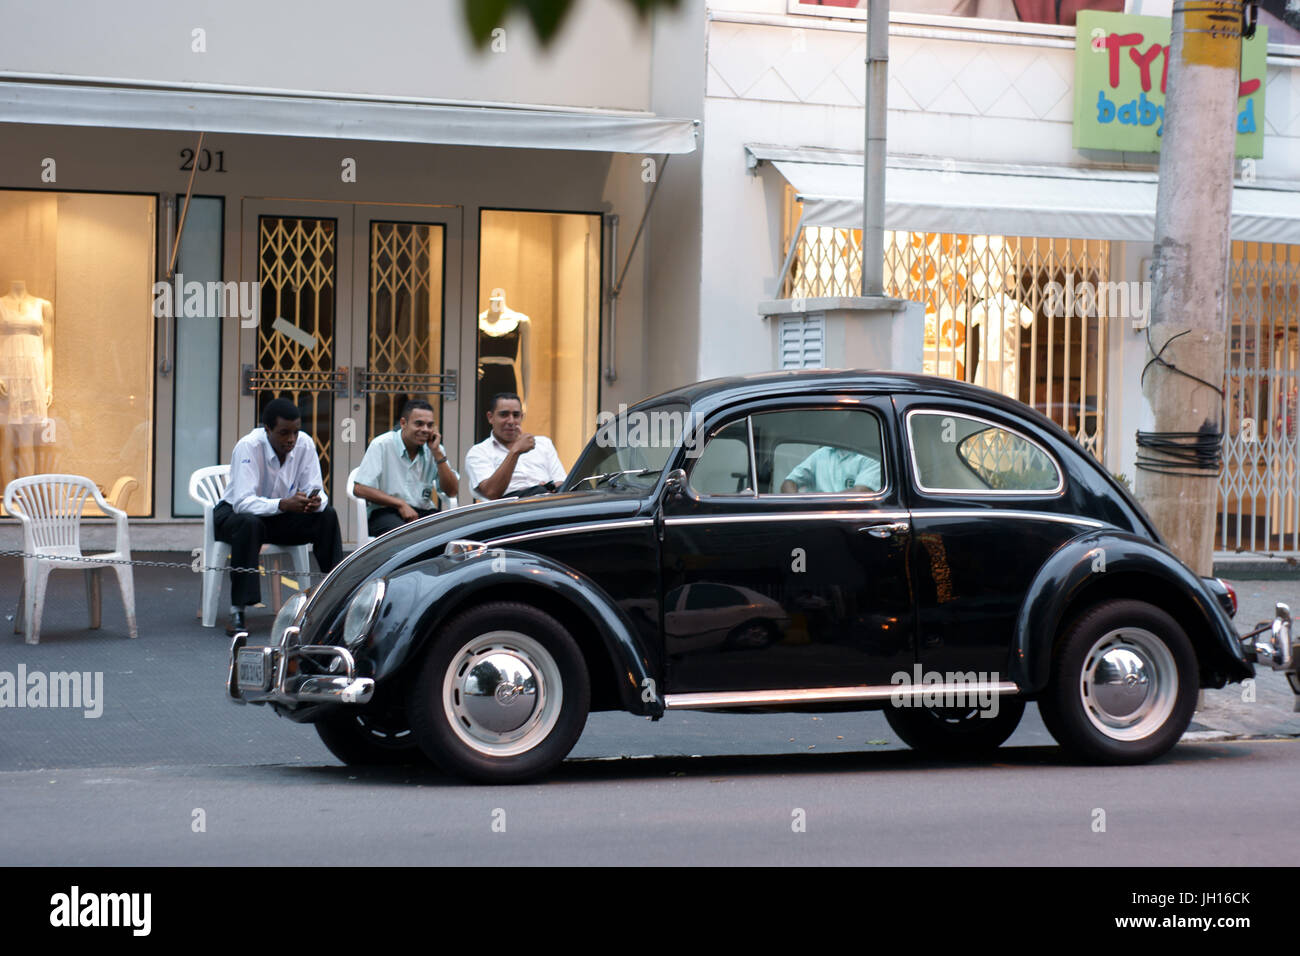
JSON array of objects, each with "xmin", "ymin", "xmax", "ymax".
[{"xmin": 0, "ymin": 555, "xmax": 1297, "ymax": 865}]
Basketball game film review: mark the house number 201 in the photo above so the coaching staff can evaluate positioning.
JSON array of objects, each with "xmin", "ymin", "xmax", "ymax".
[{"xmin": 179, "ymin": 149, "xmax": 227, "ymax": 172}]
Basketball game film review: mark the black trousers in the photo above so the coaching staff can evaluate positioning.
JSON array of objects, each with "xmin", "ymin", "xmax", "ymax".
[
  {"xmin": 368, "ymin": 506, "xmax": 438, "ymax": 538},
  {"xmin": 213, "ymin": 501, "xmax": 343, "ymax": 607}
]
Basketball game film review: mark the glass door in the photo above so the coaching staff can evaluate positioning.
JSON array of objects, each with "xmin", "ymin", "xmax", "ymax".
[{"xmin": 239, "ymin": 201, "xmax": 461, "ymax": 546}]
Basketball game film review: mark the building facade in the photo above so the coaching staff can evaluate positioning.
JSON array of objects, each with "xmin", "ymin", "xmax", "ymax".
[
  {"xmin": 4, "ymin": 0, "xmax": 1300, "ymax": 560},
  {"xmin": 684, "ymin": 0, "xmax": 1300, "ymax": 559},
  {"xmin": 0, "ymin": 0, "xmax": 701, "ymax": 547}
]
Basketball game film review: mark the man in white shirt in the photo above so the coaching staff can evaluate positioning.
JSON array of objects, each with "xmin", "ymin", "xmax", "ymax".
[
  {"xmin": 353, "ymin": 399, "xmax": 459, "ymax": 537},
  {"xmin": 464, "ymin": 392, "xmax": 567, "ymax": 499},
  {"xmin": 213, "ymin": 398, "xmax": 343, "ymax": 635}
]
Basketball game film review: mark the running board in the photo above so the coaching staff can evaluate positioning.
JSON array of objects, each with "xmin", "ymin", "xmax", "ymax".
[{"xmin": 663, "ymin": 682, "xmax": 1021, "ymax": 710}]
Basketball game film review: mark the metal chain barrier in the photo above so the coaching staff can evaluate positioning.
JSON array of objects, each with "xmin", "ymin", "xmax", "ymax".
[{"xmin": 0, "ymin": 548, "xmax": 328, "ymax": 579}]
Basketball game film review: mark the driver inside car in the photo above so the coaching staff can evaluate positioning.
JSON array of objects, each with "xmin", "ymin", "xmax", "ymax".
[{"xmin": 779, "ymin": 445, "xmax": 881, "ymax": 494}]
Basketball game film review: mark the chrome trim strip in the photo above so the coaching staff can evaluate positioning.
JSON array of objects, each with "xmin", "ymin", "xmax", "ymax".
[
  {"xmin": 665, "ymin": 510, "xmax": 911, "ymax": 525},
  {"xmin": 488, "ymin": 518, "xmax": 655, "ymax": 546},
  {"xmin": 904, "ymin": 407, "xmax": 1066, "ymax": 497},
  {"xmin": 664, "ymin": 682, "xmax": 1021, "ymax": 709},
  {"xmin": 909, "ymin": 509, "xmax": 1104, "ymax": 528}
]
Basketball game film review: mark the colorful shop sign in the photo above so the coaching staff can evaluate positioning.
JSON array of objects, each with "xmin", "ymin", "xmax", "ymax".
[{"xmin": 1073, "ymin": 11, "xmax": 1266, "ymax": 158}]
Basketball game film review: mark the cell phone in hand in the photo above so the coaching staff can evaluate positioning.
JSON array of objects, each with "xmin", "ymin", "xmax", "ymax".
[{"xmin": 308, "ymin": 487, "xmax": 321, "ymax": 498}]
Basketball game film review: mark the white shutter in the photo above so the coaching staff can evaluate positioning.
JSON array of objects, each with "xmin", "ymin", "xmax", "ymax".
[{"xmin": 779, "ymin": 314, "xmax": 825, "ymax": 369}]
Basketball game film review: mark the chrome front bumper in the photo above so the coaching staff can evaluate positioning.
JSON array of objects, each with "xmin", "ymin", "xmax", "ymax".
[
  {"xmin": 227, "ymin": 626, "xmax": 375, "ymax": 707},
  {"xmin": 1242, "ymin": 603, "xmax": 1300, "ymax": 706}
]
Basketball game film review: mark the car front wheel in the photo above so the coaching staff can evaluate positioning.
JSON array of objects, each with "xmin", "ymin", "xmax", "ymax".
[
  {"xmin": 408, "ymin": 602, "xmax": 590, "ymax": 784},
  {"xmin": 1038, "ymin": 600, "xmax": 1198, "ymax": 764},
  {"xmin": 884, "ymin": 698, "xmax": 1025, "ymax": 756}
]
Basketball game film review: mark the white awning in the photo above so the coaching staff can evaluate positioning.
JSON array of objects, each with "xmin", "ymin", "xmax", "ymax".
[
  {"xmin": 758, "ymin": 148, "xmax": 1300, "ymax": 243},
  {"xmin": 0, "ymin": 79, "xmax": 700, "ymax": 154}
]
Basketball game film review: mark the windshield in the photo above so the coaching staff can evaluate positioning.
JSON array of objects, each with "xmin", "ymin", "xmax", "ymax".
[{"xmin": 564, "ymin": 402, "xmax": 693, "ymax": 493}]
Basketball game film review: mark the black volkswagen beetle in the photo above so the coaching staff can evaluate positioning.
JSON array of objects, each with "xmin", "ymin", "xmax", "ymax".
[{"xmin": 228, "ymin": 370, "xmax": 1298, "ymax": 783}]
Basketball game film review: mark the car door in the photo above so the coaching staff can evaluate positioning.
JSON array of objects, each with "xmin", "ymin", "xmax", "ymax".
[
  {"xmin": 659, "ymin": 396, "xmax": 915, "ymax": 695},
  {"xmin": 897, "ymin": 398, "xmax": 1098, "ymax": 678}
]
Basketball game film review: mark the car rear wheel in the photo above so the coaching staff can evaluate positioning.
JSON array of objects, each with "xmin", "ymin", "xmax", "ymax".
[
  {"xmin": 884, "ymin": 698, "xmax": 1025, "ymax": 756},
  {"xmin": 408, "ymin": 602, "xmax": 590, "ymax": 784},
  {"xmin": 1039, "ymin": 600, "xmax": 1198, "ymax": 764},
  {"xmin": 314, "ymin": 709, "xmax": 427, "ymax": 766}
]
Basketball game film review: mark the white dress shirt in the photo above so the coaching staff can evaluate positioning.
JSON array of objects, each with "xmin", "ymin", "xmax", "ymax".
[
  {"xmin": 464, "ymin": 433, "xmax": 567, "ymax": 499},
  {"xmin": 221, "ymin": 426, "xmax": 328, "ymax": 515}
]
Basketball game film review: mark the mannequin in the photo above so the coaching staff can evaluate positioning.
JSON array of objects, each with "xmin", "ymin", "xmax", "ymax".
[
  {"xmin": 0, "ymin": 279, "xmax": 54, "ymax": 487},
  {"xmin": 476, "ymin": 289, "xmax": 530, "ymax": 442},
  {"xmin": 960, "ymin": 290, "xmax": 1034, "ymax": 398}
]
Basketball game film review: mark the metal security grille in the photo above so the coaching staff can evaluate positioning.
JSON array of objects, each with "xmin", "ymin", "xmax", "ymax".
[
  {"xmin": 781, "ymin": 191, "xmax": 1110, "ymax": 462},
  {"xmin": 1218, "ymin": 241, "xmax": 1300, "ymax": 555},
  {"xmin": 368, "ymin": 222, "xmax": 446, "ymax": 440},
  {"xmin": 257, "ymin": 216, "xmax": 338, "ymax": 486}
]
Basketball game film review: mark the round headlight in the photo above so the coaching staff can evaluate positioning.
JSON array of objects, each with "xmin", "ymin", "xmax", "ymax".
[
  {"xmin": 342, "ymin": 579, "xmax": 386, "ymax": 650},
  {"xmin": 270, "ymin": 590, "xmax": 308, "ymax": 646}
]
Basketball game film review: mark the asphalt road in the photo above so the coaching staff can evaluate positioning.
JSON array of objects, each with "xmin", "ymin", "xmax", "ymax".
[{"xmin": 1, "ymin": 740, "xmax": 1295, "ymax": 865}]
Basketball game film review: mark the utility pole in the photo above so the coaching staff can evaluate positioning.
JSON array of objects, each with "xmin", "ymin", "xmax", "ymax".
[
  {"xmin": 1137, "ymin": 1, "xmax": 1246, "ymax": 576},
  {"xmin": 862, "ymin": 0, "xmax": 888, "ymax": 296}
]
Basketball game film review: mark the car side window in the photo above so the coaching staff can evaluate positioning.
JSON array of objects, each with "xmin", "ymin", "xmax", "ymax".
[
  {"xmin": 689, "ymin": 419, "xmax": 754, "ymax": 495},
  {"xmin": 755, "ymin": 408, "xmax": 884, "ymax": 495},
  {"xmin": 907, "ymin": 410, "xmax": 1061, "ymax": 494}
]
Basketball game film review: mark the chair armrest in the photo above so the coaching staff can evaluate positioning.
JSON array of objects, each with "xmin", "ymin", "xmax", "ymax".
[{"xmin": 90, "ymin": 486, "xmax": 132, "ymax": 556}]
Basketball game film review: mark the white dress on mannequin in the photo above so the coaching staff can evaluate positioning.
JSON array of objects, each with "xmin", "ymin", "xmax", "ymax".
[
  {"xmin": 0, "ymin": 293, "xmax": 50, "ymax": 425},
  {"xmin": 961, "ymin": 292, "xmax": 1035, "ymax": 398}
]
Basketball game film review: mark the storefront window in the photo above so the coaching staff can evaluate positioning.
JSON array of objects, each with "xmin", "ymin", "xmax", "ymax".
[
  {"xmin": 476, "ymin": 209, "xmax": 601, "ymax": 468},
  {"xmin": 0, "ymin": 190, "xmax": 155, "ymax": 515}
]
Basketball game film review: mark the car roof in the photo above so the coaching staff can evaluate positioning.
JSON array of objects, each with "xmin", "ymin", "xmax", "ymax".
[{"xmin": 637, "ymin": 369, "xmax": 1054, "ymax": 425}]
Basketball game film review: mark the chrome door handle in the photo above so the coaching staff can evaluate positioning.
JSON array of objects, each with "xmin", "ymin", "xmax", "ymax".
[{"xmin": 860, "ymin": 521, "xmax": 909, "ymax": 538}]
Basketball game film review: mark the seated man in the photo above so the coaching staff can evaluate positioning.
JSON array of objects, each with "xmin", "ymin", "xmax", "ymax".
[
  {"xmin": 464, "ymin": 392, "xmax": 567, "ymax": 500},
  {"xmin": 780, "ymin": 445, "xmax": 881, "ymax": 494},
  {"xmin": 214, "ymin": 398, "xmax": 344, "ymax": 635},
  {"xmin": 352, "ymin": 399, "xmax": 459, "ymax": 538}
]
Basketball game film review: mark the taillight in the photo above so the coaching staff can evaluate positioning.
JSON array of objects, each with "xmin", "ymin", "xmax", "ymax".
[{"xmin": 1217, "ymin": 578, "xmax": 1238, "ymax": 617}]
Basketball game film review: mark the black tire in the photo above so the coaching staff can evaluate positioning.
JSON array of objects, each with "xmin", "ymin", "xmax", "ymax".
[
  {"xmin": 884, "ymin": 697, "xmax": 1025, "ymax": 756},
  {"xmin": 314, "ymin": 709, "xmax": 427, "ymax": 766},
  {"xmin": 407, "ymin": 601, "xmax": 590, "ymax": 784},
  {"xmin": 1038, "ymin": 599, "xmax": 1198, "ymax": 764}
]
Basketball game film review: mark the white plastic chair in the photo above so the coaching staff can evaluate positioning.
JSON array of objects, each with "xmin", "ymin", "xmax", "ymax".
[
  {"xmin": 187, "ymin": 464, "xmax": 310, "ymax": 628},
  {"xmin": 4, "ymin": 474, "xmax": 138, "ymax": 645},
  {"xmin": 347, "ymin": 467, "xmax": 457, "ymax": 549}
]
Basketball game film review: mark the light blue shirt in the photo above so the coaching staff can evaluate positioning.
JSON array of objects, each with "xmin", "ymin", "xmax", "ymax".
[
  {"xmin": 354, "ymin": 429, "xmax": 455, "ymax": 515},
  {"xmin": 784, "ymin": 446, "xmax": 881, "ymax": 494}
]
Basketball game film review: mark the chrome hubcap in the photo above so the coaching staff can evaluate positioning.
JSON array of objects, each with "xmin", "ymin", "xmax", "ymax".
[
  {"xmin": 1080, "ymin": 628, "xmax": 1177, "ymax": 741},
  {"xmin": 443, "ymin": 631, "xmax": 562, "ymax": 757}
]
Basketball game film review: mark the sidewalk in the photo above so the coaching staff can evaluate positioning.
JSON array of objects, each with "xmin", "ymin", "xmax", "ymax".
[{"xmin": 1192, "ymin": 578, "xmax": 1300, "ymax": 737}]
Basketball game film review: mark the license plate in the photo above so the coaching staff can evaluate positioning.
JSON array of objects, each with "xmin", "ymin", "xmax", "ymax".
[{"xmin": 237, "ymin": 647, "xmax": 273, "ymax": 691}]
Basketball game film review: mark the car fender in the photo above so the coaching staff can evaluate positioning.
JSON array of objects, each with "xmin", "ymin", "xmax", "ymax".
[
  {"xmin": 362, "ymin": 549, "xmax": 663, "ymax": 717},
  {"xmin": 1011, "ymin": 531, "xmax": 1251, "ymax": 692}
]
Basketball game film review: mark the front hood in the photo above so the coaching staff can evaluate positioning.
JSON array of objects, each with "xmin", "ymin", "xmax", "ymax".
[{"xmin": 300, "ymin": 490, "xmax": 647, "ymax": 638}]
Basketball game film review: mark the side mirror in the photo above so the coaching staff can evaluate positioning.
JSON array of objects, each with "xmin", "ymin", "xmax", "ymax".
[{"xmin": 663, "ymin": 468, "xmax": 687, "ymax": 497}]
